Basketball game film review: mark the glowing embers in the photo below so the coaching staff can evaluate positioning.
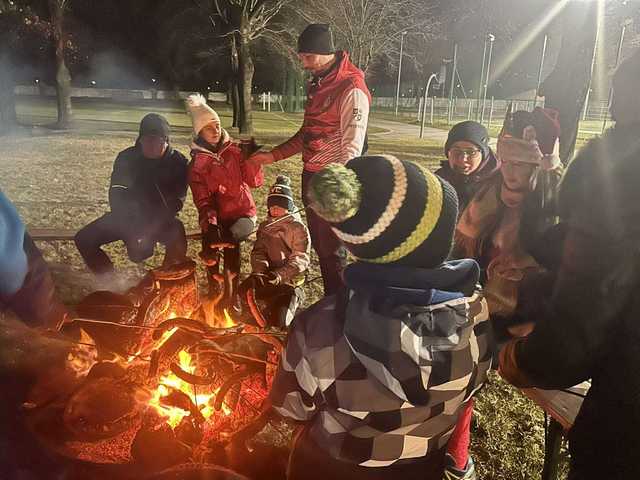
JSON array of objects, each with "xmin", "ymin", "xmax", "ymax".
[{"xmin": 149, "ymin": 348, "xmax": 231, "ymax": 429}]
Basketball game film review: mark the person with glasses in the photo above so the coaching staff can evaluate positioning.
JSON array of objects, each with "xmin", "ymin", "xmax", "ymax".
[
  {"xmin": 436, "ymin": 121, "xmax": 500, "ymax": 215},
  {"xmin": 444, "ymin": 108, "xmax": 562, "ymax": 480},
  {"xmin": 75, "ymin": 113, "xmax": 189, "ymax": 282}
]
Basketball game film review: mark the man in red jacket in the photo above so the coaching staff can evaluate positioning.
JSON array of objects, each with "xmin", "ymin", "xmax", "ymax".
[{"xmin": 250, "ymin": 24, "xmax": 371, "ymax": 296}]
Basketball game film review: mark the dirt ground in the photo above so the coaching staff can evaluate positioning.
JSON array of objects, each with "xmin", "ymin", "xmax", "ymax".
[{"xmin": 0, "ymin": 97, "xmax": 570, "ymax": 479}]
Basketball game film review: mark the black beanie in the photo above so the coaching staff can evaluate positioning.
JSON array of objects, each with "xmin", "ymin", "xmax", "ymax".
[
  {"xmin": 139, "ymin": 113, "xmax": 170, "ymax": 141},
  {"xmin": 307, "ymin": 156, "xmax": 459, "ymax": 269},
  {"xmin": 268, "ymin": 175, "xmax": 295, "ymax": 212},
  {"xmin": 298, "ymin": 24, "xmax": 335, "ymax": 55},
  {"xmin": 444, "ymin": 121, "xmax": 489, "ymax": 161}
]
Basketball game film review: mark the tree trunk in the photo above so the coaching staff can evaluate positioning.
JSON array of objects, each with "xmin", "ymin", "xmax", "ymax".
[
  {"xmin": 229, "ymin": 36, "xmax": 240, "ymax": 129},
  {"xmin": 0, "ymin": 53, "xmax": 18, "ymax": 134},
  {"xmin": 49, "ymin": 0, "xmax": 73, "ymax": 129},
  {"xmin": 236, "ymin": 30, "xmax": 254, "ymax": 135},
  {"xmin": 539, "ymin": 1, "xmax": 598, "ymax": 164}
]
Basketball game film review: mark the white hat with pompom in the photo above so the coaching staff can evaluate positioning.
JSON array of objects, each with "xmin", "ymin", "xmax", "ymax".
[{"xmin": 185, "ymin": 93, "xmax": 220, "ymax": 136}]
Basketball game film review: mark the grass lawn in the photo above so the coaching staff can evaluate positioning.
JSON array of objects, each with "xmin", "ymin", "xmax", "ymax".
[{"xmin": 0, "ymin": 97, "xmax": 565, "ymax": 479}]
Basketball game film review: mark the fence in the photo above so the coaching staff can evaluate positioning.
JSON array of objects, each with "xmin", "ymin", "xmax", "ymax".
[
  {"xmin": 15, "ymin": 85, "xmax": 613, "ymax": 135},
  {"xmin": 370, "ymin": 96, "xmax": 613, "ymax": 135}
]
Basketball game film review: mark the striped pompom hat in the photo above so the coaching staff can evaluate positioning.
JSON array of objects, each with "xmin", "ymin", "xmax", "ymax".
[{"xmin": 307, "ymin": 155, "xmax": 458, "ymax": 268}]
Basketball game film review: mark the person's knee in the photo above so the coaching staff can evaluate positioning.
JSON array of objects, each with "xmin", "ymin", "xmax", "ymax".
[
  {"xmin": 229, "ymin": 217, "xmax": 255, "ymax": 242},
  {"xmin": 74, "ymin": 224, "xmax": 97, "ymax": 252}
]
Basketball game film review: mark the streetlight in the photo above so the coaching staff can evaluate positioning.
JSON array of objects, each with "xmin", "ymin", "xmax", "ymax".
[
  {"xmin": 447, "ymin": 43, "xmax": 459, "ymax": 124},
  {"xmin": 420, "ymin": 73, "xmax": 438, "ymax": 138},
  {"xmin": 481, "ymin": 34, "xmax": 495, "ymax": 123},
  {"xmin": 534, "ymin": 34, "xmax": 548, "ymax": 106},
  {"xmin": 394, "ymin": 31, "xmax": 407, "ymax": 116},
  {"xmin": 476, "ymin": 35, "xmax": 489, "ymax": 120},
  {"xmin": 603, "ymin": 18, "xmax": 632, "ymax": 132}
]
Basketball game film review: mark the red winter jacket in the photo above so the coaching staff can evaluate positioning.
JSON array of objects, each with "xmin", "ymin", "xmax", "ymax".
[
  {"xmin": 272, "ymin": 51, "xmax": 371, "ymax": 172},
  {"xmin": 189, "ymin": 132, "xmax": 263, "ymax": 231}
]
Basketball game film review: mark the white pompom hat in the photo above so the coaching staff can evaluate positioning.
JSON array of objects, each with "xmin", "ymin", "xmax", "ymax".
[{"xmin": 185, "ymin": 93, "xmax": 221, "ymax": 136}]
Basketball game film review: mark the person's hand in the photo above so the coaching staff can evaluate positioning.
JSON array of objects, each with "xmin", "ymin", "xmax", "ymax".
[
  {"xmin": 248, "ymin": 151, "xmax": 276, "ymax": 166},
  {"xmin": 265, "ymin": 271, "xmax": 281, "ymax": 286},
  {"xmin": 487, "ymin": 252, "xmax": 537, "ymax": 281},
  {"xmin": 251, "ymin": 274, "xmax": 267, "ymax": 289},
  {"xmin": 204, "ymin": 225, "xmax": 235, "ymax": 250}
]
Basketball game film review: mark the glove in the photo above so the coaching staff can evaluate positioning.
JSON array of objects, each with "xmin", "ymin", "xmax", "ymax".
[
  {"xmin": 265, "ymin": 271, "xmax": 281, "ymax": 286},
  {"xmin": 204, "ymin": 225, "xmax": 224, "ymax": 248},
  {"xmin": 250, "ymin": 274, "xmax": 267, "ymax": 289}
]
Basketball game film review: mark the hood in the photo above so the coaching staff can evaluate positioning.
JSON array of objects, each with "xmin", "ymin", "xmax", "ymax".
[
  {"xmin": 438, "ymin": 148, "xmax": 500, "ymax": 186},
  {"xmin": 343, "ymin": 259, "xmax": 482, "ymax": 405},
  {"xmin": 190, "ymin": 129, "xmax": 232, "ymax": 158}
]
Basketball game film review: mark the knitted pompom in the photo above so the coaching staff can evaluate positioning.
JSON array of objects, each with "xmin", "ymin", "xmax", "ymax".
[
  {"xmin": 275, "ymin": 175, "xmax": 291, "ymax": 186},
  {"xmin": 185, "ymin": 93, "xmax": 207, "ymax": 110},
  {"xmin": 308, "ymin": 163, "xmax": 362, "ymax": 223}
]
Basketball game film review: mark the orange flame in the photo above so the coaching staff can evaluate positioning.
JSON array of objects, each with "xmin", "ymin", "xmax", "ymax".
[
  {"xmin": 66, "ymin": 328, "xmax": 98, "ymax": 377},
  {"xmin": 149, "ymin": 349, "xmax": 231, "ymax": 428},
  {"xmin": 222, "ymin": 308, "xmax": 236, "ymax": 328}
]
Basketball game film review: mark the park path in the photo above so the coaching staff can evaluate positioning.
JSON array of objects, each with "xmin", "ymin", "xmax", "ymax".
[{"xmin": 368, "ymin": 117, "xmax": 450, "ymax": 142}]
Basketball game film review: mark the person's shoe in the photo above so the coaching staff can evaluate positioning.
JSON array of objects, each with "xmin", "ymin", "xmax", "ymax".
[{"xmin": 443, "ymin": 454, "xmax": 477, "ymax": 480}]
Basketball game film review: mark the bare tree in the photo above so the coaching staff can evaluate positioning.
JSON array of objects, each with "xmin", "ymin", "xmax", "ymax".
[
  {"xmin": 166, "ymin": 0, "xmax": 292, "ymax": 134},
  {"xmin": 294, "ymin": 0, "xmax": 440, "ymax": 74},
  {"xmin": 48, "ymin": 0, "xmax": 73, "ymax": 128}
]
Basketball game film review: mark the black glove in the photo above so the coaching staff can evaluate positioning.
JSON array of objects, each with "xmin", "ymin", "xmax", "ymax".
[
  {"xmin": 203, "ymin": 225, "xmax": 224, "ymax": 248},
  {"xmin": 264, "ymin": 271, "xmax": 281, "ymax": 286}
]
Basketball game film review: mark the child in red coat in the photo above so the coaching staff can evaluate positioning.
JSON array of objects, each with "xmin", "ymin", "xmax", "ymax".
[{"xmin": 186, "ymin": 94, "xmax": 263, "ymax": 299}]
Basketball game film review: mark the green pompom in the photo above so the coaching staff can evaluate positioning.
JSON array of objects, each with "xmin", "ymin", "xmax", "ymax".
[{"xmin": 308, "ymin": 163, "xmax": 362, "ymax": 223}]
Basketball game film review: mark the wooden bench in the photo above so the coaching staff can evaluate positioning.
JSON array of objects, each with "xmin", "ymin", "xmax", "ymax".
[
  {"xmin": 28, "ymin": 227, "xmax": 202, "ymax": 242},
  {"xmin": 522, "ymin": 381, "xmax": 590, "ymax": 480}
]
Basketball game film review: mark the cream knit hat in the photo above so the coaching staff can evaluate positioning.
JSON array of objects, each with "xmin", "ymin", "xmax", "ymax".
[{"xmin": 185, "ymin": 94, "xmax": 221, "ymax": 136}]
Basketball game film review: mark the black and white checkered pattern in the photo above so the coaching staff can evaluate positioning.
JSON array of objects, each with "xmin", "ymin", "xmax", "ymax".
[{"xmin": 270, "ymin": 290, "xmax": 492, "ymax": 467}]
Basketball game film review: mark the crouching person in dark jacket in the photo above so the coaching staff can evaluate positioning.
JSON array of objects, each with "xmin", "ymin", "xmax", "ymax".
[
  {"xmin": 0, "ymin": 190, "xmax": 67, "ymax": 329},
  {"xmin": 75, "ymin": 114, "xmax": 189, "ymax": 277},
  {"xmin": 240, "ymin": 175, "xmax": 310, "ymax": 327},
  {"xmin": 269, "ymin": 157, "xmax": 493, "ymax": 480},
  {"xmin": 499, "ymin": 51, "xmax": 640, "ymax": 479}
]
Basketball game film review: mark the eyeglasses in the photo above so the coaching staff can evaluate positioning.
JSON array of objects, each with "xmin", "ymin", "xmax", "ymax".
[{"xmin": 450, "ymin": 148, "xmax": 481, "ymax": 160}]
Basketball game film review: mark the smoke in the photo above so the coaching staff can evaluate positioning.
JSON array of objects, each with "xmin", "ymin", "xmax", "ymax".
[
  {"xmin": 90, "ymin": 270, "xmax": 140, "ymax": 294},
  {"xmin": 75, "ymin": 49, "xmax": 155, "ymax": 89}
]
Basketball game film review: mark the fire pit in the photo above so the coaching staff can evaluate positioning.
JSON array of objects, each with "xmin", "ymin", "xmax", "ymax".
[{"xmin": 23, "ymin": 261, "xmax": 285, "ymax": 478}]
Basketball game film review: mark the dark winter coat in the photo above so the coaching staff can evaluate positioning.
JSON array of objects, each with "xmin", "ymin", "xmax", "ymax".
[
  {"xmin": 251, "ymin": 214, "xmax": 310, "ymax": 285},
  {"xmin": 270, "ymin": 259, "xmax": 493, "ymax": 468},
  {"xmin": 435, "ymin": 149, "xmax": 500, "ymax": 215},
  {"xmin": 189, "ymin": 132, "xmax": 264, "ymax": 231},
  {"xmin": 109, "ymin": 144, "xmax": 188, "ymax": 224},
  {"xmin": 499, "ymin": 123, "xmax": 640, "ymax": 479}
]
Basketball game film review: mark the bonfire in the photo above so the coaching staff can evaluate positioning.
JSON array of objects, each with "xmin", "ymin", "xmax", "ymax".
[{"xmin": 23, "ymin": 261, "xmax": 285, "ymax": 478}]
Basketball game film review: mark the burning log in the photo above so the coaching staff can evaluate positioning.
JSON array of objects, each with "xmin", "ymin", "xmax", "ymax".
[
  {"xmin": 170, "ymin": 362, "xmax": 217, "ymax": 386},
  {"xmin": 63, "ymin": 377, "xmax": 141, "ymax": 441},
  {"xmin": 159, "ymin": 387, "xmax": 206, "ymax": 425},
  {"xmin": 131, "ymin": 424, "xmax": 192, "ymax": 472},
  {"xmin": 214, "ymin": 368, "xmax": 252, "ymax": 412},
  {"xmin": 145, "ymin": 463, "xmax": 250, "ymax": 480},
  {"xmin": 174, "ymin": 416, "xmax": 204, "ymax": 446}
]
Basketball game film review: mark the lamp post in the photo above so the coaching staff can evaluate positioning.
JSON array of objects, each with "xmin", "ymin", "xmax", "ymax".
[
  {"xmin": 448, "ymin": 43, "xmax": 458, "ymax": 123},
  {"xmin": 481, "ymin": 34, "xmax": 495, "ymax": 123},
  {"xmin": 534, "ymin": 34, "xmax": 548, "ymax": 106},
  {"xmin": 603, "ymin": 18, "xmax": 632, "ymax": 132},
  {"xmin": 394, "ymin": 31, "xmax": 407, "ymax": 116},
  {"xmin": 476, "ymin": 35, "xmax": 488, "ymax": 120},
  {"xmin": 420, "ymin": 73, "xmax": 438, "ymax": 138}
]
